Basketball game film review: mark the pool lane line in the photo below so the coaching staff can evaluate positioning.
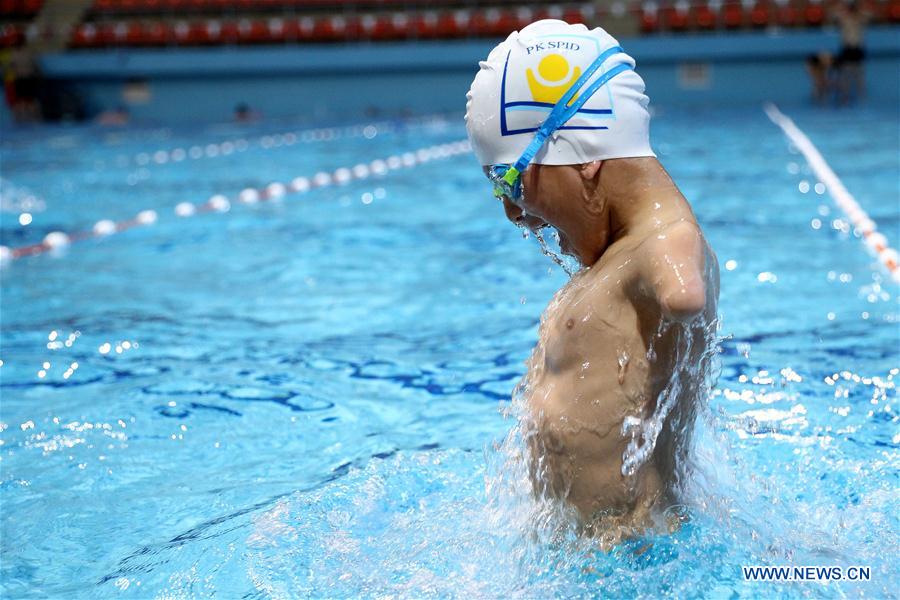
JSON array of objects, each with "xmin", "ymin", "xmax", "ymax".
[
  {"xmin": 118, "ymin": 114, "xmax": 453, "ymax": 169},
  {"xmin": 764, "ymin": 103, "xmax": 900, "ymax": 284},
  {"xmin": 0, "ymin": 140, "xmax": 472, "ymax": 264}
]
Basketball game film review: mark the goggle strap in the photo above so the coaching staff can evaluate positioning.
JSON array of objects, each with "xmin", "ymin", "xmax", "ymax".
[
  {"xmin": 546, "ymin": 45, "xmax": 624, "ymax": 125},
  {"xmin": 511, "ymin": 46, "xmax": 630, "ymax": 174},
  {"xmin": 561, "ymin": 62, "xmax": 633, "ymax": 123}
]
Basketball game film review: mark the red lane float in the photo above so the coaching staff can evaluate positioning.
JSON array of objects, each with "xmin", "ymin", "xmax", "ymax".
[{"xmin": 765, "ymin": 103, "xmax": 900, "ymax": 283}]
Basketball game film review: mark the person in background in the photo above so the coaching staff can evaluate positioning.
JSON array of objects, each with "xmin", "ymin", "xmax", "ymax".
[
  {"xmin": 96, "ymin": 105, "xmax": 130, "ymax": 126},
  {"xmin": 833, "ymin": 0, "xmax": 870, "ymax": 105},
  {"xmin": 4, "ymin": 48, "xmax": 41, "ymax": 122},
  {"xmin": 805, "ymin": 51, "xmax": 835, "ymax": 105},
  {"xmin": 234, "ymin": 102, "xmax": 261, "ymax": 123}
]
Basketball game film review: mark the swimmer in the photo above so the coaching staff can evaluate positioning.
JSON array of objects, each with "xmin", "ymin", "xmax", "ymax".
[
  {"xmin": 96, "ymin": 105, "xmax": 130, "ymax": 127},
  {"xmin": 466, "ymin": 20, "xmax": 719, "ymax": 543},
  {"xmin": 234, "ymin": 102, "xmax": 261, "ymax": 123}
]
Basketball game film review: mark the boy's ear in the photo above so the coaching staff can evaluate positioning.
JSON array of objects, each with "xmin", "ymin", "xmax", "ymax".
[
  {"xmin": 579, "ymin": 160, "xmax": 603, "ymax": 182},
  {"xmin": 579, "ymin": 161, "xmax": 606, "ymax": 216}
]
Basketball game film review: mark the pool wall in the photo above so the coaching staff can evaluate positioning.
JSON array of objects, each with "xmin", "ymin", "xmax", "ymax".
[{"xmin": 10, "ymin": 26, "xmax": 900, "ymax": 125}]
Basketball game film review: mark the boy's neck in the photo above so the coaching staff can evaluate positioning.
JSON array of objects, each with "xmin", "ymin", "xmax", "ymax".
[{"xmin": 601, "ymin": 157, "xmax": 697, "ymax": 245}]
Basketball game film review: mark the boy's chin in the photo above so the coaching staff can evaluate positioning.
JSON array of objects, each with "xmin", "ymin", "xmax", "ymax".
[{"xmin": 559, "ymin": 240, "xmax": 583, "ymax": 264}]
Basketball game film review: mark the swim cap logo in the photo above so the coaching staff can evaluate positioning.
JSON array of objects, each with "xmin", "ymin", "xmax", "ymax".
[
  {"xmin": 526, "ymin": 54, "xmax": 581, "ymax": 105},
  {"xmin": 499, "ymin": 35, "xmax": 616, "ymax": 137}
]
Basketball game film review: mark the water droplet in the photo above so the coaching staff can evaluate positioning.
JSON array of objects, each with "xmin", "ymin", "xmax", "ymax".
[{"xmin": 617, "ymin": 351, "xmax": 630, "ymax": 385}]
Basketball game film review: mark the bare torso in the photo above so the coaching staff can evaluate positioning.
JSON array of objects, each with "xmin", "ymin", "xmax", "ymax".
[{"xmin": 521, "ymin": 221, "xmax": 718, "ymax": 538}]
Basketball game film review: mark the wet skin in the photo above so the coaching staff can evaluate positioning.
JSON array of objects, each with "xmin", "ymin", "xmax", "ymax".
[{"xmin": 492, "ymin": 158, "xmax": 719, "ymax": 538}]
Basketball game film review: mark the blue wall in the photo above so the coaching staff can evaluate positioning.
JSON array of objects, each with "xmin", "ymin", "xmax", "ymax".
[{"xmin": 30, "ymin": 26, "xmax": 900, "ymax": 124}]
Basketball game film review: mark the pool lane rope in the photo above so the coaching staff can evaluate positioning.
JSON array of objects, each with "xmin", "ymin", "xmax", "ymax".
[
  {"xmin": 122, "ymin": 114, "xmax": 451, "ymax": 168},
  {"xmin": 0, "ymin": 140, "xmax": 472, "ymax": 263},
  {"xmin": 764, "ymin": 103, "xmax": 900, "ymax": 284}
]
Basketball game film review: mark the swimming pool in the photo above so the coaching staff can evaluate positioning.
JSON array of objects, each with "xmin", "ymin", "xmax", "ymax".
[{"xmin": 1, "ymin": 105, "xmax": 897, "ymax": 598}]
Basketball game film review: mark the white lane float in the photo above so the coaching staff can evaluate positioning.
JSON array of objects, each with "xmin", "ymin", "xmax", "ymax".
[
  {"xmin": 765, "ymin": 103, "xmax": 900, "ymax": 283},
  {"xmin": 3, "ymin": 140, "xmax": 472, "ymax": 262}
]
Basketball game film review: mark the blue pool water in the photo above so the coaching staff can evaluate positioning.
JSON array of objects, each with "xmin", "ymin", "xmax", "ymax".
[{"xmin": 1, "ymin": 106, "xmax": 898, "ymax": 598}]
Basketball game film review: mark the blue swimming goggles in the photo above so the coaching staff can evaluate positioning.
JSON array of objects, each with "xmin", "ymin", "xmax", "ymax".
[{"xmin": 488, "ymin": 46, "xmax": 633, "ymax": 206}]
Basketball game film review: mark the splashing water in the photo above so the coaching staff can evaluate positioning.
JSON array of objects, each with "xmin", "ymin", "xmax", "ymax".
[{"xmin": 525, "ymin": 223, "xmax": 582, "ymax": 277}]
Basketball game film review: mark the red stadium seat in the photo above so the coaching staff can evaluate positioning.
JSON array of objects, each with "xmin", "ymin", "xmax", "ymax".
[
  {"xmin": 110, "ymin": 21, "xmax": 128, "ymax": 43},
  {"xmin": 803, "ymin": 1, "xmax": 825, "ymax": 25},
  {"xmin": 694, "ymin": 4, "xmax": 717, "ymax": 29},
  {"xmin": 750, "ymin": 1, "xmax": 772, "ymax": 26},
  {"xmin": 71, "ymin": 23, "xmax": 99, "ymax": 48},
  {"xmin": 579, "ymin": 4, "xmax": 597, "ymax": 23},
  {"xmin": 561, "ymin": 7, "xmax": 586, "ymax": 24},
  {"xmin": 218, "ymin": 20, "xmax": 240, "ymax": 43},
  {"xmin": 776, "ymin": 3, "xmax": 799, "ymax": 26},
  {"xmin": 342, "ymin": 15, "xmax": 362, "ymax": 40},
  {"xmin": 0, "ymin": 24, "xmax": 24, "ymax": 48},
  {"xmin": 435, "ymin": 11, "xmax": 462, "ymax": 38},
  {"xmin": 22, "ymin": 0, "xmax": 43, "ymax": 14},
  {"xmin": 282, "ymin": 17, "xmax": 301, "ymax": 41},
  {"xmin": 412, "ymin": 12, "xmax": 439, "ymax": 39},
  {"xmin": 722, "ymin": 2, "xmax": 744, "ymax": 27},
  {"xmin": 661, "ymin": 6, "xmax": 690, "ymax": 30},
  {"xmin": 124, "ymin": 21, "xmax": 143, "ymax": 45},
  {"xmin": 265, "ymin": 17, "xmax": 288, "ymax": 42},
  {"xmin": 137, "ymin": 0, "xmax": 161, "ymax": 11},
  {"xmin": 311, "ymin": 16, "xmax": 339, "ymax": 41},
  {"xmin": 142, "ymin": 21, "xmax": 171, "ymax": 45},
  {"xmin": 238, "ymin": 19, "xmax": 268, "ymax": 44},
  {"xmin": 496, "ymin": 9, "xmax": 519, "ymax": 34},
  {"xmin": 890, "ymin": 0, "xmax": 900, "ymax": 22},
  {"xmin": 95, "ymin": 22, "xmax": 117, "ymax": 45},
  {"xmin": 513, "ymin": 7, "xmax": 534, "ymax": 29},
  {"xmin": 639, "ymin": 5, "xmax": 660, "ymax": 33},
  {"xmin": 473, "ymin": 8, "xmax": 517, "ymax": 36},
  {"xmin": 452, "ymin": 9, "xmax": 471, "ymax": 36},
  {"xmin": 390, "ymin": 13, "xmax": 412, "ymax": 40},
  {"xmin": 185, "ymin": 21, "xmax": 211, "ymax": 45},
  {"xmin": 269, "ymin": 17, "xmax": 300, "ymax": 42},
  {"xmin": 172, "ymin": 20, "xmax": 188, "ymax": 43},
  {"xmin": 293, "ymin": 16, "xmax": 313, "ymax": 41},
  {"xmin": 545, "ymin": 5, "xmax": 565, "ymax": 20},
  {"xmin": 368, "ymin": 15, "xmax": 404, "ymax": 41}
]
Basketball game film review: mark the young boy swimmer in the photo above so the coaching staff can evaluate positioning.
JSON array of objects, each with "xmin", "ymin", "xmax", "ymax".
[{"xmin": 466, "ymin": 20, "xmax": 719, "ymax": 538}]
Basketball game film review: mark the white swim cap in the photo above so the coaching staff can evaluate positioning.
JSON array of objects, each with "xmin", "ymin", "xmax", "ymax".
[{"xmin": 465, "ymin": 19, "xmax": 655, "ymax": 166}]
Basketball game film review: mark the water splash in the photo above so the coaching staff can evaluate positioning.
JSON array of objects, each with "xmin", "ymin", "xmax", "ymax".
[{"xmin": 517, "ymin": 219, "xmax": 582, "ymax": 277}]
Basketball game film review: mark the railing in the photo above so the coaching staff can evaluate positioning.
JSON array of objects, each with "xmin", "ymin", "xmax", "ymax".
[{"xmin": 2, "ymin": 0, "xmax": 898, "ymax": 50}]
